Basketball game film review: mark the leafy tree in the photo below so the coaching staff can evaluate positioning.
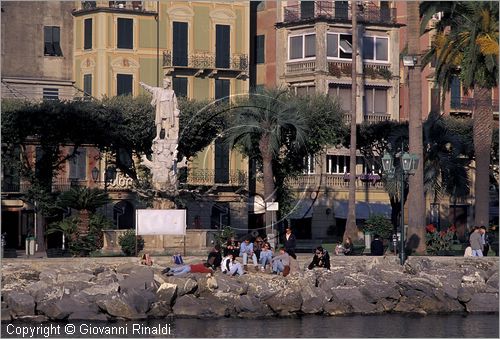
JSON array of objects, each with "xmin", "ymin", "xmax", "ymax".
[
  {"xmin": 119, "ymin": 229, "xmax": 144, "ymax": 256},
  {"xmin": 421, "ymin": 1, "xmax": 499, "ymax": 226}
]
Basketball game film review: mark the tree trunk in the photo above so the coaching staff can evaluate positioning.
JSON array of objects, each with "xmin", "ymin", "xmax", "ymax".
[
  {"xmin": 78, "ymin": 209, "xmax": 90, "ymax": 237},
  {"xmin": 406, "ymin": 1, "xmax": 426, "ymax": 255},
  {"xmin": 473, "ymin": 85, "xmax": 493, "ymax": 227},
  {"xmin": 344, "ymin": 0, "xmax": 358, "ymax": 241},
  {"xmin": 259, "ymin": 134, "xmax": 275, "ymax": 237}
]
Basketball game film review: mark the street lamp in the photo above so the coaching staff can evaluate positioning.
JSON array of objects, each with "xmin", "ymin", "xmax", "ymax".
[
  {"xmin": 105, "ymin": 166, "xmax": 117, "ymax": 192},
  {"xmin": 91, "ymin": 167, "xmax": 99, "ymax": 182},
  {"xmin": 382, "ymin": 150, "xmax": 419, "ymax": 265}
]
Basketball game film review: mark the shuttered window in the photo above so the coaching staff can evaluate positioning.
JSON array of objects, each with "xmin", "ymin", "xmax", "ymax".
[
  {"xmin": 117, "ymin": 74, "xmax": 133, "ymax": 96},
  {"xmin": 173, "ymin": 22, "xmax": 188, "ymax": 66},
  {"xmin": 215, "ymin": 79, "xmax": 230, "ymax": 102},
  {"xmin": 44, "ymin": 26, "xmax": 62, "ymax": 56},
  {"xmin": 256, "ymin": 35, "xmax": 265, "ymax": 64},
  {"xmin": 216, "ymin": 25, "xmax": 230, "ymax": 68},
  {"xmin": 117, "ymin": 18, "xmax": 133, "ymax": 49},
  {"xmin": 84, "ymin": 18, "xmax": 92, "ymax": 50},
  {"xmin": 173, "ymin": 77, "xmax": 188, "ymax": 98},
  {"xmin": 214, "ymin": 78, "xmax": 230, "ymax": 184},
  {"xmin": 83, "ymin": 74, "xmax": 92, "ymax": 98},
  {"xmin": 69, "ymin": 148, "xmax": 87, "ymax": 180}
]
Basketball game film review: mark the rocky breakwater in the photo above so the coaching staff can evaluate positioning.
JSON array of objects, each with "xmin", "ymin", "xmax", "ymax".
[{"xmin": 1, "ymin": 256, "xmax": 498, "ymax": 322}]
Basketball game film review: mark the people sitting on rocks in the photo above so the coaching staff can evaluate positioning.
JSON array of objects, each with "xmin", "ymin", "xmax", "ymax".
[
  {"xmin": 334, "ymin": 241, "xmax": 345, "ymax": 256},
  {"xmin": 221, "ymin": 253, "xmax": 245, "ymax": 276},
  {"xmin": 140, "ymin": 253, "xmax": 153, "ymax": 266},
  {"xmin": 223, "ymin": 236, "xmax": 240, "ymax": 257},
  {"xmin": 240, "ymin": 238, "xmax": 258, "ymax": 270},
  {"xmin": 259, "ymin": 242, "xmax": 273, "ymax": 271},
  {"xmin": 162, "ymin": 263, "xmax": 213, "ymax": 276},
  {"xmin": 271, "ymin": 247, "xmax": 291, "ymax": 277},
  {"xmin": 343, "ymin": 237, "xmax": 353, "ymax": 256},
  {"xmin": 254, "ymin": 236, "xmax": 264, "ymax": 261},
  {"xmin": 206, "ymin": 245, "xmax": 222, "ymax": 270},
  {"xmin": 308, "ymin": 246, "xmax": 331, "ymax": 270},
  {"xmin": 371, "ymin": 234, "xmax": 384, "ymax": 256}
]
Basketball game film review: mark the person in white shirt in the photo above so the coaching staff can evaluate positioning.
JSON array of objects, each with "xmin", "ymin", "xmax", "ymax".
[{"xmin": 221, "ymin": 254, "xmax": 244, "ymax": 276}]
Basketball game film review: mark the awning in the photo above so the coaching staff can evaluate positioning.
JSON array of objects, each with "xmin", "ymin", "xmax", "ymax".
[
  {"xmin": 333, "ymin": 201, "xmax": 391, "ymax": 219},
  {"xmin": 287, "ymin": 200, "xmax": 314, "ymax": 219}
]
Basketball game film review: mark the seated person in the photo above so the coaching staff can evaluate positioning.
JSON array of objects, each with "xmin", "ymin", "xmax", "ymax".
[
  {"xmin": 206, "ymin": 245, "xmax": 222, "ymax": 270},
  {"xmin": 140, "ymin": 253, "xmax": 153, "ymax": 266},
  {"xmin": 259, "ymin": 242, "xmax": 273, "ymax": 271},
  {"xmin": 271, "ymin": 247, "xmax": 291, "ymax": 277},
  {"xmin": 334, "ymin": 241, "xmax": 345, "ymax": 256},
  {"xmin": 223, "ymin": 237, "xmax": 240, "ymax": 257},
  {"xmin": 371, "ymin": 234, "xmax": 384, "ymax": 256},
  {"xmin": 240, "ymin": 238, "xmax": 258, "ymax": 268},
  {"xmin": 254, "ymin": 236, "xmax": 264, "ymax": 261},
  {"xmin": 221, "ymin": 253, "xmax": 245, "ymax": 276},
  {"xmin": 163, "ymin": 263, "xmax": 213, "ymax": 276},
  {"xmin": 343, "ymin": 237, "xmax": 353, "ymax": 256},
  {"xmin": 308, "ymin": 246, "xmax": 331, "ymax": 270}
]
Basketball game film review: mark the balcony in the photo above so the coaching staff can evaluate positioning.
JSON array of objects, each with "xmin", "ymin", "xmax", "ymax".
[
  {"xmin": 185, "ymin": 169, "xmax": 247, "ymax": 188},
  {"xmin": 73, "ymin": 1, "xmax": 156, "ymax": 16},
  {"xmin": 281, "ymin": 2, "xmax": 398, "ymax": 26},
  {"xmin": 343, "ymin": 112, "xmax": 392, "ymax": 124},
  {"xmin": 163, "ymin": 51, "xmax": 248, "ymax": 79},
  {"xmin": 450, "ymin": 97, "xmax": 499, "ymax": 116},
  {"xmin": 286, "ymin": 60, "xmax": 316, "ymax": 75},
  {"xmin": 287, "ymin": 173, "xmax": 385, "ymax": 191},
  {"xmin": 328, "ymin": 60, "xmax": 392, "ymax": 80}
]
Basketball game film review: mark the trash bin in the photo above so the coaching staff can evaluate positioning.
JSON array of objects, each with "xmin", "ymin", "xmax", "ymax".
[{"xmin": 26, "ymin": 237, "xmax": 36, "ymax": 256}]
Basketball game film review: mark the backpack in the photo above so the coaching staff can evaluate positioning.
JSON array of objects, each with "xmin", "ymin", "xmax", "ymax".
[{"xmin": 173, "ymin": 254, "xmax": 184, "ymax": 265}]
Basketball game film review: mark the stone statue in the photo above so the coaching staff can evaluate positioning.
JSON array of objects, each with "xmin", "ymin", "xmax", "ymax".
[
  {"xmin": 140, "ymin": 77, "xmax": 180, "ymax": 141},
  {"xmin": 140, "ymin": 76, "xmax": 184, "ymax": 193}
]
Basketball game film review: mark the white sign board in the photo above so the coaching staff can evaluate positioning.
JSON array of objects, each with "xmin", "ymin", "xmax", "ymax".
[
  {"xmin": 136, "ymin": 209, "xmax": 186, "ymax": 235},
  {"xmin": 266, "ymin": 202, "xmax": 279, "ymax": 211}
]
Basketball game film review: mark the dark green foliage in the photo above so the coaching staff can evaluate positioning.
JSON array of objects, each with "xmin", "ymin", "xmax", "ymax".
[
  {"xmin": 118, "ymin": 229, "xmax": 144, "ymax": 256},
  {"xmin": 214, "ymin": 226, "xmax": 235, "ymax": 246},
  {"xmin": 57, "ymin": 187, "xmax": 110, "ymax": 212},
  {"xmin": 362, "ymin": 215, "xmax": 393, "ymax": 239}
]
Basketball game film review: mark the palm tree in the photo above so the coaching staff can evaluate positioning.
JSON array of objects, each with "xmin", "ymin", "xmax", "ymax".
[
  {"xmin": 406, "ymin": 1, "xmax": 426, "ymax": 254},
  {"xmin": 227, "ymin": 88, "xmax": 307, "ymax": 236},
  {"xmin": 57, "ymin": 187, "xmax": 110, "ymax": 236},
  {"xmin": 421, "ymin": 1, "xmax": 499, "ymax": 227}
]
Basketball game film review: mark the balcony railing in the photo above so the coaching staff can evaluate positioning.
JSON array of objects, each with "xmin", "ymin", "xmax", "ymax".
[
  {"xmin": 163, "ymin": 51, "xmax": 248, "ymax": 74},
  {"xmin": 283, "ymin": 2, "xmax": 397, "ymax": 25},
  {"xmin": 75, "ymin": 1, "xmax": 153, "ymax": 14},
  {"xmin": 286, "ymin": 60, "xmax": 316, "ymax": 75},
  {"xmin": 450, "ymin": 97, "xmax": 499, "ymax": 113},
  {"xmin": 186, "ymin": 169, "xmax": 247, "ymax": 187},
  {"xmin": 287, "ymin": 173, "xmax": 385, "ymax": 190},
  {"xmin": 343, "ymin": 112, "xmax": 392, "ymax": 124}
]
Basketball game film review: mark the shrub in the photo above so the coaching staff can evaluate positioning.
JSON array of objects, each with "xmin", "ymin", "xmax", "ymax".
[
  {"xmin": 362, "ymin": 214, "xmax": 393, "ymax": 239},
  {"xmin": 214, "ymin": 226, "xmax": 235, "ymax": 246},
  {"xmin": 118, "ymin": 229, "xmax": 144, "ymax": 256},
  {"xmin": 426, "ymin": 224, "xmax": 456, "ymax": 254}
]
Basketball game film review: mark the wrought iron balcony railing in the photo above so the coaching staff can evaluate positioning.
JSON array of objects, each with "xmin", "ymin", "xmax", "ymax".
[
  {"xmin": 287, "ymin": 173, "xmax": 385, "ymax": 190},
  {"xmin": 75, "ymin": 1, "xmax": 153, "ymax": 14},
  {"xmin": 450, "ymin": 97, "xmax": 499, "ymax": 113},
  {"xmin": 282, "ymin": 1, "xmax": 397, "ymax": 25},
  {"xmin": 163, "ymin": 51, "xmax": 249, "ymax": 73}
]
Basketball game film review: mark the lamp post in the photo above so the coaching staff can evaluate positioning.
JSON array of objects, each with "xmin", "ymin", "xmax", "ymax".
[{"xmin": 382, "ymin": 150, "xmax": 419, "ymax": 265}]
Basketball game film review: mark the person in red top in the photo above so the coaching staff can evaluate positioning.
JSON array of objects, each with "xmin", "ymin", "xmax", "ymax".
[{"xmin": 163, "ymin": 263, "xmax": 213, "ymax": 276}]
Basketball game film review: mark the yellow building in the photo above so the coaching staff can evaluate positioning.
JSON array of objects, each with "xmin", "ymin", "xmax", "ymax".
[{"xmin": 72, "ymin": 1, "xmax": 250, "ymax": 234}]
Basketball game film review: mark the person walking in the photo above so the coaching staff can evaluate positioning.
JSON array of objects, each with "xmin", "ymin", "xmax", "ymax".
[
  {"xmin": 284, "ymin": 226, "xmax": 297, "ymax": 259},
  {"xmin": 469, "ymin": 227, "xmax": 484, "ymax": 257}
]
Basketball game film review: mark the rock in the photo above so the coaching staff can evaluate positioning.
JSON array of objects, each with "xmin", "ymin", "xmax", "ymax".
[
  {"xmin": 331, "ymin": 288, "xmax": 377, "ymax": 314},
  {"xmin": 81, "ymin": 282, "xmax": 120, "ymax": 296},
  {"xmin": 486, "ymin": 271, "xmax": 499, "ymax": 288},
  {"xmin": 164, "ymin": 277, "xmax": 197, "ymax": 296},
  {"xmin": 57, "ymin": 272, "xmax": 94, "ymax": 283},
  {"xmin": 156, "ymin": 283, "xmax": 177, "ymax": 305},
  {"xmin": 173, "ymin": 294, "xmax": 231, "ymax": 318},
  {"xmin": 57, "ymin": 280, "xmax": 92, "ymax": 294},
  {"xmin": 15, "ymin": 315, "xmax": 48, "ymax": 322},
  {"xmin": 466, "ymin": 293, "xmax": 499, "ymax": 313},
  {"xmin": 68, "ymin": 311, "xmax": 108, "ymax": 321},
  {"xmin": 457, "ymin": 287, "xmax": 472, "ymax": 303},
  {"xmin": 116, "ymin": 263, "xmax": 153, "ymax": 277},
  {"xmin": 393, "ymin": 296, "xmax": 427, "ymax": 315},
  {"xmin": 264, "ymin": 287, "xmax": 302, "ymax": 316},
  {"xmin": 360, "ymin": 283, "xmax": 400, "ymax": 303},
  {"xmin": 214, "ymin": 275, "xmax": 248, "ymax": 295},
  {"xmin": 37, "ymin": 297, "xmax": 81, "ymax": 320},
  {"xmin": 299, "ymin": 283, "xmax": 329, "ymax": 314},
  {"xmin": 241, "ymin": 275, "xmax": 282, "ymax": 300},
  {"xmin": 5, "ymin": 292, "xmax": 35, "ymax": 317},
  {"xmin": 96, "ymin": 294, "xmax": 147, "ymax": 320},
  {"xmin": 2, "ymin": 308, "xmax": 11, "ymax": 322},
  {"xmin": 122, "ymin": 289, "xmax": 156, "ymax": 314},
  {"xmin": 119, "ymin": 271, "xmax": 155, "ymax": 292},
  {"xmin": 147, "ymin": 301, "xmax": 172, "ymax": 318},
  {"xmin": 27, "ymin": 281, "xmax": 63, "ymax": 303},
  {"xmin": 323, "ymin": 300, "xmax": 352, "ymax": 315},
  {"xmin": 96, "ymin": 271, "xmax": 124, "ymax": 284}
]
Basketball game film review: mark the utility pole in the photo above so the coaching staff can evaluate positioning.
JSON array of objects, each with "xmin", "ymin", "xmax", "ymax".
[{"xmin": 345, "ymin": 0, "xmax": 358, "ymax": 241}]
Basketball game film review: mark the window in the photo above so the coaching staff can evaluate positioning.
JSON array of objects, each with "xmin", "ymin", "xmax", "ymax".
[
  {"xmin": 335, "ymin": 1, "xmax": 349, "ymax": 20},
  {"xmin": 363, "ymin": 36, "xmax": 388, "ymax": 62},
  {"xmin": 172, "ymin": 77, "xmax": 188, "ymax": 98},
  {"xmin": 216, "ymin": 24, "xmax": 230, "ymax": 68},
  {"xmin": 295, "ymin": 85, "xmax": 315, "ymax": 96},
  {"xmin": 44, "ymin": 26, "xmax": 62, "ymax": 56},
  {"xmin": 300, "ymin": 1, "xmax": 315, "ymax": 19},
  {"xmin": 117, "ymin": 74, "xmax": 133, "ymax": 96},
  {"xmin": 43, "ymin": 88, "xmax": 59, "ymax": 100},
  {"xmin": 256, "ymin": 35, "xmax": 265, "ymax": 64},
  {"xmin": 326, "ymin": 33, "xmax": 351, "ymax": 59},
  {"xmin": 289, "ymin": 34, "xmax": 315, "ymax": 60},
  {"xmin": 69, "ymin": 148, "xmax": 87, "ymax": 180},
  {"xmin": 84, "ymin": 18, "xmax": 92, "ymax": 50},
  {"xmin": 303, "ymin": 155, "xmax": 315, "ymax": 174},
  {"xmin": 328, "ymin": 85, "xmax": 351, "ymax": 111},
  {"xmin": 450, "ymin": 76, "xmax": 461, "ymax": 109},
  {"xmin": 117, "ymin": 18, "xmax": 133, "ymax": 49},
  {"xmin": 173, "ymin": 21, "xmax": 188, "ymax": 66},
  {"xmin": 215, "ymin": 79, "xmax": 230, "ymax": 101},
  {"xmin": 326, "ymin": 155, "xmax": 350, "ymax": 174},
  {"xmin": 364, "ymin": 88, "xmax": 387, "ymax": 114},
  {"xmin": 83, "ymin": 74, "xmax": 92, "ymax": 97}
]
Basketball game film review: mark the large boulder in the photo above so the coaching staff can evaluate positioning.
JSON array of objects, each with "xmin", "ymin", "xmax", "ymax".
[
  {"xmin": 119, "ymin": 271, "xmax": 155, "ymax": 292},
  {"xmin": 37, "ymin": 296, "xmax": 94, "ymax": 320},
  {"xmin": 173, "ymin": 295, "xmax": 231, "ymax": 318},
  {"xmin": 156, "ymin": 283, "xmax": 177, "ymax": 305},
  {"xmin": 264, "ymin": 287, "xmax": 302, "ymax": 316},
  {"xmin": 81, "ymin": 282, "xmax": 120, "ymax": 297},
  {"xmin": 5, "ymin": 292, "xmax": 35, "ymax": 317},
  {"xmin": 164, "ymin": 277, "xmax": 197, "ymax": 296},
  {"xmin": 465, "ymin": 293, "xmax": 499, "ymax": 313},
  {"xmin": 331, "ymin": 288, "xmax": 377, "ymax": 314},
  {"xmin": 213, "ymin": 275, "xmax": 248, "ymax": 295},
  {"xmin": 57, "ymin": 272, "xmax": 94, "ymax": 284},
  {"xmin": 96, "ymin": 293, "xmax": 147, "ymax": 320},
  {"xmin": 147, "ymin": 301, "xmax": 172, "ymax": 318},
  {"xmin": 122, "ymin": 289, "xmax": 157, "ymax": 314}
]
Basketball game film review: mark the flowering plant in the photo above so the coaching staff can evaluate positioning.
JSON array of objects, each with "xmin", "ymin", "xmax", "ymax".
[{"xmin": 425, "ymin": 224, "xmax": 456, "ymax": 254}]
